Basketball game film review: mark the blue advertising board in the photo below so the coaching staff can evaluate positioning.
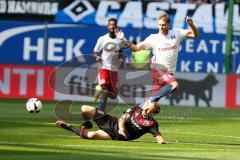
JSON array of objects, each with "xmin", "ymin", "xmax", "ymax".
[
  {"xmin": 0, "ymin": 20, "xmax": 139, "ymax": 66},
  {"xmin": 0, "ymin": 21, "xmax": 103, "ymax": 66}
]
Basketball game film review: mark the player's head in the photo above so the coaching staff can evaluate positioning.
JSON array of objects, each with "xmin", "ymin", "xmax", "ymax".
[
  {"xmin": 147, "ymin": 102, "xmax": 160, "ymax": 116},
  {"xmin": 108, "ymin": 18, "xmax": 118, "ymax": 34},
  {"xmin": 142, "ymin": 99, "xmax": 160, "ymax": 117},
  {"xmin": 157, "ymin": 13, "xmax": 170, "ymax": 33}
]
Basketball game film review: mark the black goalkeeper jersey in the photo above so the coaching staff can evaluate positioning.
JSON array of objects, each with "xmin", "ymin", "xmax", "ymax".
[{"xmin": 124, "ymin": 106, "xmax": 160, "ymax": 140}]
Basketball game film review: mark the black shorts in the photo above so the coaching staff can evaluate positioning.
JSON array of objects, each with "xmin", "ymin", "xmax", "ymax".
[{"xmin": 94, "ymin": 114, "xmax": 126, "ymax": 141}]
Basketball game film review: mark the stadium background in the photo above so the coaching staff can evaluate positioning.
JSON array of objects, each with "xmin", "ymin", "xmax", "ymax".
[
  {"xmin": 1, "ymin": 1, "xmax": 240, "ymax": 160},
  {"xmin": 0, "ymin": 0, "xmax": 239, "ymax": 108}
]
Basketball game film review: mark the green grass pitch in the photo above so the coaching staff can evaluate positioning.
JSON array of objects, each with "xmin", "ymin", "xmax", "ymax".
[{"xmin": 0, "ymin": 99, "xmax": 240, "ymax": 160}]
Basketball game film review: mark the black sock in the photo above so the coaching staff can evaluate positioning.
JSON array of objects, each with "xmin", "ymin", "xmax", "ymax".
[
  {"xmin": 81, "ymin": 113, "xmax": 93, "ymax": 129},
  {"xmin": 82, "ymin": 113, "xmax": 90, "ymax": 121},
  {"xmin": 70, "ymin": 126, "xmax": 89, "ymax": 139},
  {"xmin": 93, "ymin": 108, "xmax": 105, "ymax": 120}
]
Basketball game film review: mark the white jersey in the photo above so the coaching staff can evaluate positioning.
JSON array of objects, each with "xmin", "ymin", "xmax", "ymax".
[
  {"xmin": 140, "ymin": 28, "xmax": 188, "ymax": 73},
  {"xmin": 94, "ymin": 34, "xmax": 125, "ymax": 71}
]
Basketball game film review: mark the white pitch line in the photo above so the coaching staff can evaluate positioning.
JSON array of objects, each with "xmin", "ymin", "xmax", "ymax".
[{"xmin": 0, "ymin": 141, "xmax": 233, "ymax": 152}]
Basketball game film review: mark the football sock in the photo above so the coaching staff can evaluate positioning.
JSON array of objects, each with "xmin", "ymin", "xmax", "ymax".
[
  {"xmin": 99, "ymin": 98, "xmax": 107, "ymax": 111},
  {"xmin": 79, "ymin": 129, "xmax": 89, "ymax": 139},
  {"xmin": 81, "ymin": 112, "xmax": 93, "ymax": 129},
  {"xmin": 70, "ymin": 126, "xmax": 89, "ymax": 139},
  {"xmin": 80, "ymin": 121, "xmax": 93, "ymax": 129},
  {"xmin": 59, "ymin": 122, "xmax": 71, "ymax": 131},
  {"xmin": 98, "ymin": 87, "xmax": 109, "ymax": 112},
  {"xmin": 150, "ymin": 85, "xmax": 173, "ymax": 102},
  {"xmin": 82, "ymin": 113, "xmax": 90, "ymax": 121}
]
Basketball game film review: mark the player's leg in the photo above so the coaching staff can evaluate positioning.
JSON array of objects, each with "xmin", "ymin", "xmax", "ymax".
[
  {"xmin": 56, "ymin": 120, "xmax": 88, "ymax": 138},
  {"xmin": 56, "ymin": 121, "xmax": 111, "ymax": 140},
  {"xmin": 93, "ymin": 84, "xmax": 108, "ymax": 111},
  {"xmin": 150, "ymin": 69, "xmax": 165, "ymax": 95},
  {"xmin": 98, "ymin": 86, "xmax": 108, "ymax": 111},
  {"xmin": 150, "ymin": 69, "xmax": 178, "ymax": 102},
  {"xmin": 94, "ymin": 69, "xmax": 111, "ymax": 112},
  {"xmin": 93, "ymin": 69, "xmax": 106, "ymax": 102},
  {"xmin": 96, "ymin": 83, "xmax": 117, "ymax": 111},
  {"xmin": 81, "ymin": 105, "xmax": 97, "ymax": 119},
  {"xmin": 93, "ymin": 84, "xmax": 102, "ymax": 102},
  {"xmin": 80, "ymin": 105, "xmax": 110, "ymax": 129},
  {"xmin": 87, "ymin": 130, "xmax": 112, "ymax": 140},
  {"xmin": 80, "ymin": 105, "xmax": 97, "ymax": 129},
  {"xmin": 107, "ymin": 70, "xmax": 118, "ymax": 99},
  {"xmin": 99, "ymin": 70, "xmax": 118, "ymax": 111}
]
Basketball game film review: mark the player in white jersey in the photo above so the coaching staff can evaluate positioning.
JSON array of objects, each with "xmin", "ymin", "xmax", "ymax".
[
  {"xmin": 93, "ymin": 18, "xmax": 125, "ymax": 112},
  {"xmin": 115, "ymin": 13, "xmax": 199, "ymax": 103}
]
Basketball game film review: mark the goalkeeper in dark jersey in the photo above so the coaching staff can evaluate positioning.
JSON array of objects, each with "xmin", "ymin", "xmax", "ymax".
[{"xmin": 56, "ymin": 92, "xmax": 166, "ymax": 144}]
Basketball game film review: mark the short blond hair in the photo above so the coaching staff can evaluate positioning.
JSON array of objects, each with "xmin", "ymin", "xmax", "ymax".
[{"xmin": 157, "ymin": 13, "xmax": 170, "ymax": 23}]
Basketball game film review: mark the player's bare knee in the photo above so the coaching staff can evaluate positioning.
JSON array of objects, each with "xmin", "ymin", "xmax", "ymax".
[
  {"xmin": 170, "ymin": 81, "xmax": 179, "ymax": 90},
  {"xmin": 81, "ymin": 105, "xmax": 88, "ymax": 113},
  {"xmin": 81, "ymin": 105, "xmax": 95, "ymax": 114},
  {"xmin": 87, "ymin": 132, "xmax": 96, "ymax": 139}
]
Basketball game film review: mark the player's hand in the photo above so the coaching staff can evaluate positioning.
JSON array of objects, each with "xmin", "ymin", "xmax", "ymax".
[
  {"xmin": 96, "ymin": 56, "xmax": 102, "ymax": 63},
  {"xmin": 118, "ymin": 58, "xmax": 124, "ymax": 66},
  {"xmin": 115, "ymin": 28, "xmax": 125, "ymax": 40},
  {"xmin": 118, "ymin": 128, "xmax": 127, "ymax": 139},
  {"xmin": 185, "ymin": 16, "xmax": 193, "ymax": 25},
  {"xmin": 157, "ymin": 140, "xmax": 167, "ymax": 144}
]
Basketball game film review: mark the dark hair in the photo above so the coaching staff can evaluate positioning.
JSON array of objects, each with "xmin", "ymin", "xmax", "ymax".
[
  {"xmin": 108, "ymin": 18, "xmax": 118, "ymax": 24},
  {"xmin": 157, "ymin": 13, "xmax": 170, "ymax": 23}
]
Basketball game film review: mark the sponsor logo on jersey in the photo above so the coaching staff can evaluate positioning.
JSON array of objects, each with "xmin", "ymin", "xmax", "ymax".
[{"xmin": 171, "ymin": 35, "xmax": 176, "ymax": 39}]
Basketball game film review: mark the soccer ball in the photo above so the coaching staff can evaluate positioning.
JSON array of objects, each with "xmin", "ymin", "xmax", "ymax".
[{"xmin": 26, "ymin": 98, "xmax": 42, "ymax": 113}]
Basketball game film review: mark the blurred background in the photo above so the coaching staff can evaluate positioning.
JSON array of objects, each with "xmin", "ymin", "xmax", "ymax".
[{"xmin": 0, "ymin": 0, "xmax": 239, "ymax": 108}]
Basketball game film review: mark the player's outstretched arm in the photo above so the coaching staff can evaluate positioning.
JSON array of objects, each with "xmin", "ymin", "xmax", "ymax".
[
  {"xmin": 155, "ymin": 134, "xmax": 167, "ymax": 144},
  {"xmin": 118, "ymin": 113, "xmax": 130, "ymax": 139},
  {"xmin": 115, "ymin": 28, "xmax": 145, "ymax": 52},
  {"xmin": 185, "ymin": 16, "xmax": 199, "ymax": 39}
]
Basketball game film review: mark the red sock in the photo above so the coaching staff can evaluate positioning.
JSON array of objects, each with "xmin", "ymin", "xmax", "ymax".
[{"xmin": 79, "ymin": 129, "xmax": 89, "ymax": 139}]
